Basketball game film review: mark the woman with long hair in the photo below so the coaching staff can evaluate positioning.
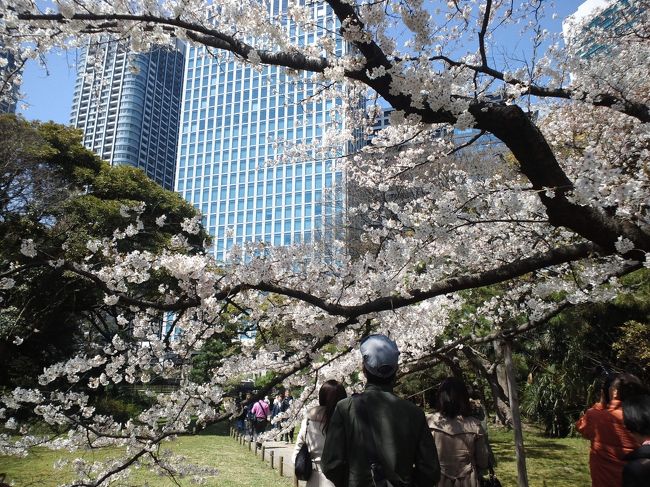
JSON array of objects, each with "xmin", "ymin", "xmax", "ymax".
[
  {"xmin": 292, "ymin": 380, "xmax": 347, "ymax": 487},
  {"xmin": 428, "ymin": 377, "xmax": 490, "ymax": 487}
]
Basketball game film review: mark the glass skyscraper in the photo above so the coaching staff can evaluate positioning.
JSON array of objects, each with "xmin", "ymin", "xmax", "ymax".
[
  {"xmin": 0, "ymin": 49, "xmax": 19, "ymax": 114},
  {"xmin": 70, "ymin": 38, "xmax": 185, "ymax": 190},
  {"xmin": 564, "ymin": 0, "xmax": 641, "ymax": 58},
  {"xmin": 175, "ymin": 2, "xmax": 350, "ymax": 262}
]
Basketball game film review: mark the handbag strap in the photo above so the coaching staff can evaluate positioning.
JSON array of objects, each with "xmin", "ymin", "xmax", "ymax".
[{"xmin": 354, "ymin": 393, "xmax": 399, "ymax": 485}]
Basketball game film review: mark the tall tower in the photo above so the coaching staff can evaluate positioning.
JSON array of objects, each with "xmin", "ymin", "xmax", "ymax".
[
  {"xmin": 70, "ymin": 38, "xmax": 185, "ymax": 190},
  {"xmin": 0, "ymin": 49, "xmax": 19, "ymax": 114},
  {"xmin": 563, "ymin": 0, "xmax": 643, "ymax": 58},
  {"xmin": 175, "ymin": 2, "xmax": 349, "ymax": 262}
]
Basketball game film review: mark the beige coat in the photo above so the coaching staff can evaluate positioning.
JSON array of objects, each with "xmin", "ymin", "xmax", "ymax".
[
  {"xmin": 293, "ymin": 406, "xmax": 335, "ymax": 487},
  {"xmin": 427, "ymin": 412, "xmax": 490, "ymax": 487}
]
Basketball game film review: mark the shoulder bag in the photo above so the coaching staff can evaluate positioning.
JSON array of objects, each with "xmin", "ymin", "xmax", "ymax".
[
  {"xmin": 294, "ymin": 418, "xmax": 313, "ymax": 481},
  {"xmin": 479, "ymin": 467, "xmax": 502, "ymax": 487}
]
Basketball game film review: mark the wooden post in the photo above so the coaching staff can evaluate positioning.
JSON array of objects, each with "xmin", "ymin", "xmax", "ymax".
[
  {"xmin": 248, "ymin": 440, "xmax": 252, "ymax": 451},
  {"xmin": 270, "ymin": 451, "xmax": 275, "ymax": 469},
  {"xmin": 503, "ymin": 339, "xmax": 529, "ymax": 487},
  {"xmin": 294, "ymin": 476, "xmax": 299, "ymax": 487},
  {"xmin": 262, "ymin": 446, "xmax": 266, "ymax": 461},
  {"xmin": 279, "ymin": 456, "xmax": 284, "ymax": 476}
]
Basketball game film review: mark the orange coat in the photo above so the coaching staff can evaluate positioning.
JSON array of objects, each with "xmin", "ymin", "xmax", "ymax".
[{"xmin": 576, "ymin": 400, "xmax": 640, "ymax": 487}]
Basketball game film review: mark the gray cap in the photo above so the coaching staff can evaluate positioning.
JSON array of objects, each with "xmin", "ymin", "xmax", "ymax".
[{"xmin": 360, "ymin": 334, "xmax": 400, "ymax": 378}]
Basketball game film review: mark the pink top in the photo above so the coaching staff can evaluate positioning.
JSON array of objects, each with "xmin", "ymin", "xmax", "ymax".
[{"xmin": 251, "ymin": 400, "xmax": 270, "ymax": 419}]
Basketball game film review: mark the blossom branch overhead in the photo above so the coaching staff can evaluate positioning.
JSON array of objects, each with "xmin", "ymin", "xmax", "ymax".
[{"xmin": 1, "ymin": 1, "xmax": 650, "ymax": 485}]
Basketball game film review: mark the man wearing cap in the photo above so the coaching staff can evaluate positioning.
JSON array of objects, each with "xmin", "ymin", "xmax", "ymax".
[{"xmin": 321, "ymin": 334, "xmax": 440, "ymax": 487}]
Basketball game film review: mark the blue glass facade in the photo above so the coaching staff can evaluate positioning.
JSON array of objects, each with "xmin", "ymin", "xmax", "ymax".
[
  {"xmin": 567, "ymin": 0, "xmax": 641, "ymax": 59},
  {"xmin": 70, "ymin": 38, "xmax": 184, "ymax": 190},
  {"xmin": 176, "ymin": 3, "xmax": 349, "ymax": 261},
  {"xmin": 0, "ymin": 50, "xmax": 18, "ymax": 114}
]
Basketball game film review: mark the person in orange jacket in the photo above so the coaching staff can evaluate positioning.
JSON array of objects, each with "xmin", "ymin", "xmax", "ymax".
[{"xmin": 576, "ymin": 372, "xmax": 646, "ymax": 487}]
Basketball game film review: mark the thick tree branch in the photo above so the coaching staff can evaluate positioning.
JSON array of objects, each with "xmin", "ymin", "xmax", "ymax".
[
  {"xmin": 251, "ymin": 241, "xmax": 599, "ymax": 318},
  {"xmin": 62, "ymin": 242, "xmax": 602, "ymax": 320},
  {"xmin": 469, "ymin": 102, "xmax": 650, "ymax": 257},
  {"xmin": 323, "ymin": 0, "xmax": 457, "ymax": 124}
]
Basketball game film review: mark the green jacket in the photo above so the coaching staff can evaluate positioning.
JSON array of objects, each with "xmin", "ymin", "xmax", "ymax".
[{"xmin": 321, "ymin": 383, "xmax": 440, "ymax": 487}]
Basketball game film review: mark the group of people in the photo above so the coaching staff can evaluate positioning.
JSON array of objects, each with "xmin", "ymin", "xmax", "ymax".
[
  {"xmin": 236, "ymin": 388, "xmax": 294, "ymax": 444},
  {"xmin": 238, "ymin": 334, "xmax": 650, "ymax": 487},
  {"xmin": 291, "ymin": 334, "xmax": 495, "ymax": 487},
  {"xmin": 576, "ymin": 371, "xmax": 650, "ymax": 487}
]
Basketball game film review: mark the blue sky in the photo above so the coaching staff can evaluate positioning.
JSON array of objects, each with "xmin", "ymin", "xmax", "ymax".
[
  {"xmin": 18, "ymin": 1, "xmax": 588, "ymax": 124},
  {"xmin": 20, "ymin": 48, "xmax": 80, "ymax": 124}
]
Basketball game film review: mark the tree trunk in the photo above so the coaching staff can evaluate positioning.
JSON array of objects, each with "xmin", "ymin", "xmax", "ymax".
[
  {"xmin": 503, "ymin": 339, "xmax": 529, "ymax": 487},
  {"xmin": 461, "ymin": 346, "xmax": 512, "ymax": 426}
]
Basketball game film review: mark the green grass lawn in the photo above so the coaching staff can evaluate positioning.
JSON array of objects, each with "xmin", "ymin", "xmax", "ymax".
[
  {"xmin": 0, "ymin": 423, "xmax": 294, "ymax": 486},
  {"xmin": 0, "ymin": 424, "xmax": 590, "ymax": 486},
  {"xmin": 489, "ymin": 426, "xmax": 590, "ymax": 487}
]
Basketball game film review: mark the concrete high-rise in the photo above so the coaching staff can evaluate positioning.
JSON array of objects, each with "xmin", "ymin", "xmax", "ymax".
[
  {"xmin": 70, "ymin": 38, "xmax": 185, "ymax": 190},
  {"xmin": 175, "ymin": 3, "xmax": 350, "ymax": 262}
]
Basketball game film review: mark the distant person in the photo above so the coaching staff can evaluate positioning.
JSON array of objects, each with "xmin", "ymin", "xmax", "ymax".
[
  {"xmin": 237, "ymin": 392, "xmax": 252, "ymax": 435},
  {"xmin": 234, "ymin": 393, "xmax": 247, "ymax": 434},
  {"xmin": 271, "ymin": 393, "xmax": 283, "ymax": 429},
  {"xmin": 428, "ymin": 377, "xmax": 490, "ymax": 487},
  {"xmin": 321, "ymin": 334, "xmax": 440, "ymax": 487},
  {"xmin": 577, "ymin": 373, "xmax": 646, "ymax": 487},
  {"xmin": 292, "ymin": 380, "xmax": 347, "ymax": 487},
  {"xmin": 250, "ymin": 396, "xmax": 271, "ymax": 445},
  {"xmin": 622, "ymin": 393, "xmax": 650, "ymax": 487},
  {"xmin": 281, "ymin": 388, "xmax": 295, "ymax": 442}
]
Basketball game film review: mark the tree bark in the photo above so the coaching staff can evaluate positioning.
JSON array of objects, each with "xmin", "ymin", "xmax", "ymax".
[
  {"xmin": 461, "ymin": 346, "xmax": 512, "ymax": 426},
  {"xmin": 502, "ymin": 339, "xmax": 529, "ymax": 487}
]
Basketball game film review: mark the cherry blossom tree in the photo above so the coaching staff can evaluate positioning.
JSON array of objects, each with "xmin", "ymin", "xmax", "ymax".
[{"xmin": 1, "ymin": 0, "xmax": 649, "ymax": 485}]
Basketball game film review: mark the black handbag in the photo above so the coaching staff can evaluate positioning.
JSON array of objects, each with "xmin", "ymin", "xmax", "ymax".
[
  {"xmin": 294, "ymin": 419, "xmax": 313, "ymax": 481},
  {"xmin": 479, "ymin": 468, "xmax": 502, "ymax": 487}
]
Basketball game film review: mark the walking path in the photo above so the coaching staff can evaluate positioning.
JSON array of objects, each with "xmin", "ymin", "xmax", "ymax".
[{"xmin": 230, "ymin": 429, "xmax": 306, "ymax": 486}]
